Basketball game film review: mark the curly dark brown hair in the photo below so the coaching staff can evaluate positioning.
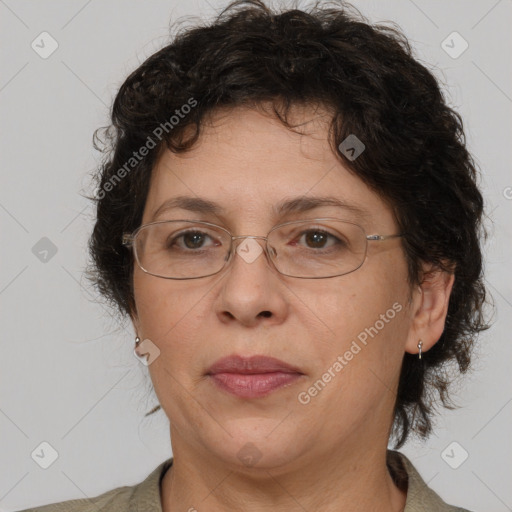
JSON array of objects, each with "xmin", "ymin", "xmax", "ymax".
[{"xmin": 85, "ymin": 0, "xmax": 490, "ymax": 448}]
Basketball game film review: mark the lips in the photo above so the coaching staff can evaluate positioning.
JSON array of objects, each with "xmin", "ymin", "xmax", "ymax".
[
  {"xmin": 206, "ymin": 355, "xmax": 304, "ymax": 399},
  {"xmin": 206, "ymin": 354, "xmax": 303, "ymax": 375}
]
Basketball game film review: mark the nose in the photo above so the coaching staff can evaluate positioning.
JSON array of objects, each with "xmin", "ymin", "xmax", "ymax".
[
  {"xmin": 215, "ymin": 235, "xmax": 287, "ymax": 326},
  {"xmin": 229, "ymin": 236, "xmax": 277, "ymax": 273}
]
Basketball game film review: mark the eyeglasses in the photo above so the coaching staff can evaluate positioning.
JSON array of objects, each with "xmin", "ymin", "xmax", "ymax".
[{"xmin": 121, "ymin": 218, "xmax": 404, "ymax": 280}]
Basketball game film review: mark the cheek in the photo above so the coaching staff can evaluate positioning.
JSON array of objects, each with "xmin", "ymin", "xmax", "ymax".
[
  {"xmin": 133, "ymin": 272, "xmax": 206, "ymax": 359},
  {"xmin": 134, "ymin": 279, "xmax": 209, "ymax": 411},
  {"xmin": 301, "ymin": 281, "xmax": 409, "ymax": 419},
  {"xmin": 302, "ymin": 275, "xmax": 400, "ymax": 337},
  {"xmin": 132, "ymin": 273, "xmax": 218, "ymax": 429},
  {"xmin": 134, "ymin": 266, "xmax": 192, "ymax": 330},
  {"xmin": 308, "ymin": 255, "xmax": 410, "ymax": 367}
]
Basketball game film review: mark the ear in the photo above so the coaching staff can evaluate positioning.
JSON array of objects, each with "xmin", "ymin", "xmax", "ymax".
[{"xmin": 405, "ymin": 263, "xmax": 455, "ymax": 356}]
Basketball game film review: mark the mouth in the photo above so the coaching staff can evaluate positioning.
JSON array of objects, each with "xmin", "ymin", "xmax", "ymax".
[{"xmin": 206, "ymin": 354, "xmax": 304, "ymax": 399}]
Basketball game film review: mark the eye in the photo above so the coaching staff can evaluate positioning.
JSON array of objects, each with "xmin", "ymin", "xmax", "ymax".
[
  {"xmin": 294, "ymin": 229, "xmax": 344, "ymax": 250},
  {"xmin": 167, "ymin": 229, "xmax": 220, "ymax": 250}
]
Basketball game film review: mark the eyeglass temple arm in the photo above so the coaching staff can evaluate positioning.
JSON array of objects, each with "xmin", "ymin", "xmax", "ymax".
[{"xmin": 366, "ymin": 233, "xmax": 404, "ymax": 241}]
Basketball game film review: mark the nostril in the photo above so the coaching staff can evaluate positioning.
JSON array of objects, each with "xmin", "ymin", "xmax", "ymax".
[{"xmin": 259, "ymin": 311, "xmax": 272, "ymax": 318}]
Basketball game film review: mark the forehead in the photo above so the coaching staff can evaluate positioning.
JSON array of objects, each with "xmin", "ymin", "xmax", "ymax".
[{"xmin": 143, "ymin": 106, "xmax": 396, "ymax": 230}]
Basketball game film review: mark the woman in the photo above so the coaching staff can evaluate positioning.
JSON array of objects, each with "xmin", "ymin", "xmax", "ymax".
[{"xmin": 19, "ymin": 0, "xmax": 488, "ymax": 510}]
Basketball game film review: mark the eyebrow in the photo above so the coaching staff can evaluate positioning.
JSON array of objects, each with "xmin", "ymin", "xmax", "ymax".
[{"xmin": 150, "ymin": 195, "xmax": 371, "ymax": 222}]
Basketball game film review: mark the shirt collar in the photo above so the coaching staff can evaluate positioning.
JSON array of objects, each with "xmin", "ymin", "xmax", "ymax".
[{"xmin": 129, "ymin": 450, "xmax": 457, "ymax": 511}]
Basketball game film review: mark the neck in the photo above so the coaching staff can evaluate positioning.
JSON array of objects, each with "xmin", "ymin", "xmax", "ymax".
[{"xmin": 160, "ymin": 439, "xmax": 406, "ymax": 512}]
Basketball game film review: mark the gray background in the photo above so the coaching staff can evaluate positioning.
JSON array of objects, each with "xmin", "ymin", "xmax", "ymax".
[{"xmin": 1, "ymin": 0, "xmax": 511, "ymax": 510}]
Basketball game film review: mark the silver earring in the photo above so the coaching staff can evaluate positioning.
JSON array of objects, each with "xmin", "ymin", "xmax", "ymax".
[
  {"xmin": 417, "ymin": 340, "xmax": 423, "ymax": 360},
  {"xmin": 135, "ymin": 336, "xmax": 140, "ymax": 346}
]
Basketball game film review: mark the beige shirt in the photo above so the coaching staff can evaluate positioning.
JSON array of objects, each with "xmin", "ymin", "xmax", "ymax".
[{"xmin": 17, "ymin": 450, "xmax": 474, "ymax": 511}]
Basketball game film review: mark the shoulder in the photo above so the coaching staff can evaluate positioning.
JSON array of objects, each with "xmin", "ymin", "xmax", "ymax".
[
  {"xmin": 387, "ymin": 450, "xmax": 475, "ymax": 512},
  {"xmin": 15, "ymin": 458, "xmax": 173, "ymax": 512},
  {"xmin": 14, "ymin": 486, "xmax": 132, "ymax": 512}
]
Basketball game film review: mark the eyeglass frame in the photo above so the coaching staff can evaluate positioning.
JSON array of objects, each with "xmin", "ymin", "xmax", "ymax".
[{"xmin": 121, "ymin": 217, "xmax": 405, "ymax": 280}]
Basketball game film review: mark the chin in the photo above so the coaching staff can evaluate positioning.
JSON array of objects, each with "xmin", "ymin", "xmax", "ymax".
[{"xmin": 203, "ymin": 422, "xmax": 308, "ymax": 471}]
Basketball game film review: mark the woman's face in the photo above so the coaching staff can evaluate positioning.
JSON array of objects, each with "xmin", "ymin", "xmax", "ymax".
[{"xmin": 132, "ymin": 106, "xmax": 422, "ymax": 470}]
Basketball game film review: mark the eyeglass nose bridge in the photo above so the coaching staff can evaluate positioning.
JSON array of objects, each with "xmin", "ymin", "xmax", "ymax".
[
  {"xmin": 226, "ymin": 234, "xmax": 278, "ymax": 268},
  {"xmin": 230, "ymin": 234, "xmax": 268, "ymax": 243}
]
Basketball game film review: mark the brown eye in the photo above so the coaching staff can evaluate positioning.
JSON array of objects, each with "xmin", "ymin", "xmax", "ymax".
[
  {"xmin": 294, "ymin": 229, "xmax": 344, "ymax": 250},
  {"xmin": 303, "ymin": 230, "xmax": 330, "ymax": 249},
  {"xmin": 167, "ymin": 229, "xmax": 219, "ymax": 251}
]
